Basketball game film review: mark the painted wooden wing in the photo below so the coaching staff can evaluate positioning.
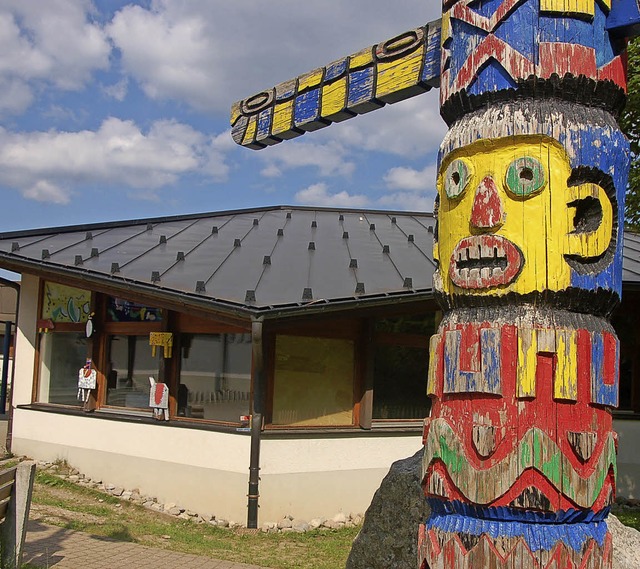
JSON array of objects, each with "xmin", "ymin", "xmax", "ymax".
[{"xmin": 230, "ymin": 19, "xmax": 442, "ymax": 150}]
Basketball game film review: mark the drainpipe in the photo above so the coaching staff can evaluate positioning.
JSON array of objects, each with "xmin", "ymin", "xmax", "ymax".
[
  {"xmin": 0, "ymin": 276, "xmax": 20, "ymax": 454},
  {"xmin": 247, "ymin": 316, "xmax": 265, "ymax": 529}
]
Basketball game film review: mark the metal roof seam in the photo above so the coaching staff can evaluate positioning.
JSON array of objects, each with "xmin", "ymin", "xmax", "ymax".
[
  {"xmin": 86, "ymin": 225, "xmax": 162, "ymax": 268},
  {"xmin": 35, "ymin": 228, "xmax": 111, "ymax": 258},
  {"xmin": 7, "ymin": 232, "xmax": 59, "ymax": 254},
  {"xmin": 203, "ymin": 214, "xmax": 264, "ymax": 287}
]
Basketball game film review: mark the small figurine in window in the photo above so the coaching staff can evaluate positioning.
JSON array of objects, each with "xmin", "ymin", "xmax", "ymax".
[
  {"xmin": 77, "ymin": 359, "xmax": 97, "ymax": 403},
  {"xmin": 149, "ymin": 376, "xmax": 169, "ymax": 421}
]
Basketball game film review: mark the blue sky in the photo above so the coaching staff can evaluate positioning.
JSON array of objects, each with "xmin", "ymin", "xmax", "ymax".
[{"xmin": 0, "ymin": 0, "xmax": 445, "ymax": 235}]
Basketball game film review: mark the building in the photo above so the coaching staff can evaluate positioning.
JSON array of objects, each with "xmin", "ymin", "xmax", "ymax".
[{"xmin": 0, "ymin": 206, "xmax": 637, "ymax": 524}]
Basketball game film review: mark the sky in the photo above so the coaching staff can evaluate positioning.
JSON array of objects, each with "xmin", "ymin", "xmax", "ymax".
[{"xmin": 0, "ymin": 0, "xmax": 445, "ymax": 235}]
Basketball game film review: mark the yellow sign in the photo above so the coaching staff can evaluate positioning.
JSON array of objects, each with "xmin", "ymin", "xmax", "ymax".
[{"xmin": 149, "ymin": 332, "xmax": 173, "ymax": 359}]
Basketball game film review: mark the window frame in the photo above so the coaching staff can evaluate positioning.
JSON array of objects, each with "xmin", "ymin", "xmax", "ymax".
[
  {"xmin": 32, "ymin": 279, "xmax": 91, "ymax": 408},
  {"xmin": 265, "ymin": 317, "xmax": 362, "ymax": 430},
  {"xmin": 172, "ymin": 314, "xmax": 252, "ymax": 427}
]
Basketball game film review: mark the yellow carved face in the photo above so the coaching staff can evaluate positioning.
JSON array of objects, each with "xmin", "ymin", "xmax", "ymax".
[{"xmin": 434, "ymin": 136, "xmax": 613, "ymax": 296}]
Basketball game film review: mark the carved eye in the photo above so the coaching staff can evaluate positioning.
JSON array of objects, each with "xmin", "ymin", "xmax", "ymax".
[
  {"xmin": 444, "ymin": 159, "xmax": 471, "ymax": 199},
  {"xmin": 505, "ymin": 157, "xmax": 545, "ymax": 197}
]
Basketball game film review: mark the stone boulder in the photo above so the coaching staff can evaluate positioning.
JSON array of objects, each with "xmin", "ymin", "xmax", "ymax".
[
  {"xmin": 610, "ymin": 514, "xmax": 640, "ymax": 569},
  {"xmin": 347, "ymin": 451, "xmax": 640, "ymax": 569},
  {"xmin": 346, "ymin": 449, "xmax": 428, "ymax": 569}
]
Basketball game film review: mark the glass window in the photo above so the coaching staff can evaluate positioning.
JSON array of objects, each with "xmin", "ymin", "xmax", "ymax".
[
  {"xmin": 272, "ymin": 335, "xmax": 354, "ymax": 426},
  {"xmin": 38, "ymin": 332, "xmax": 87, "ymax": 406},
  {"xmin": 107, "ymin": 298, "xmax": 162, "ymax": 323},
  {"xmin": 613, "ymin": 303, "xmax": 638, "ymax": 412},
  {"xmin": 106, "ymin": 335, "xmax": 161, "ymax": 409},
  {"xmin": 373, "ymin": 344, "xmax": 430, "ymax": 420},
  {"xmin": 372, "ymin": 313, "xmax": 435, "ymax": 421},
  {"xmin": 178, "ymin": 333, "xmax": 251, "ymax": 422}
]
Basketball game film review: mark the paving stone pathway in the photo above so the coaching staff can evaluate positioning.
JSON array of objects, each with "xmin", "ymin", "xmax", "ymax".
[{"xmin": 23, "ymin": 521, "xmax": 271, "ymax": 569}]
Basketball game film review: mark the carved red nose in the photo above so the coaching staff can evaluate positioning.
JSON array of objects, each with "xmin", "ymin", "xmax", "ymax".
[{"xmin": 470, "ymin": 176, "xmax": 504, "ymax": 230}]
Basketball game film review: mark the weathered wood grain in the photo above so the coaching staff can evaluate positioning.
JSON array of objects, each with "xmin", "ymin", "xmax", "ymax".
[{"xmin": 230, "ymin": 21, "xmax": 441, "ymax": 149}]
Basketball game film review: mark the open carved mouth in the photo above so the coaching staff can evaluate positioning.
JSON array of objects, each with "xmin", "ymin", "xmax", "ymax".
[{"xmin": 449, "ymin": 235, "xmax": 523, "ymax": 289}]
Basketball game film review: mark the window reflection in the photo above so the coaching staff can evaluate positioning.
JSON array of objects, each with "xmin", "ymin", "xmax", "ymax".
[
  {"xmin": 106, "ymin": 335, "xmax": 160, "ymax": 409},
  {"xmin": 178, "ymin": 334, "xmax": 251, "ymax": 422},
  {"xmin": 38, "ymin": 332, "xmax": 87, "ymax": 406}
]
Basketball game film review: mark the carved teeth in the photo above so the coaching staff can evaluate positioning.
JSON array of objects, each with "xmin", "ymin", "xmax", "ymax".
[
  {"xmin": 450, "ymin": 235, "xmax": 522, "ymax": 289},
  {"xmin": 455, "ymin": 246, "xmax": 508, "ymax": 272}
]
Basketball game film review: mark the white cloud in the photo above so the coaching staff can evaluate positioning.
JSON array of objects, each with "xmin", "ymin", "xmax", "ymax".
[
  {"xmin": 295, "ymin": 183, "xmax": 369, "ymax": 208},
  {"xmin": 0, "ymin": 77, "xmax": 33, "ymax": 115},
  {"xmin": 260, "ymin": 164, "xmax": 282, "ymax": 179},
  {"xmin": 259, "ymin": 140, "xmax": 355, "ymax": 178},
  {"xmin": 23, "ymin": 180, "xmax": 69, "ymax": 204},
  {"xmin": 107, "ymin": 1, "xmax": 439, "ymax": 112},
  {"xmin": 384, "ymin": 163, "xmax": 438, "ymax": 191},
  {"xmin": 377, "ymin": 192, "xmax": 435, "ymax": 212},
  {"xmin": 103, "ymin": 78, "xmax": 129, "ymax": 101},
  {"xmin": 0, "ymin": 1, "xmax": 448, "ymax": 215},
  {"xmin": 0, "ymin": 118, "xmax": 230, "ymax": 203},
  {"xmin": 108, "ymin": 4, "xmax": 216, "ymax": 110},
  {"xmin": 318, "ymin": 93, "xmax": 447, "ymax": 159},
  {"xmin": 378, "ymin": 160, "xmax": 438, "ymax": 211},
  {"xmin": 0, "ymin": 0, "xmax": 110, "ymax": 114}
]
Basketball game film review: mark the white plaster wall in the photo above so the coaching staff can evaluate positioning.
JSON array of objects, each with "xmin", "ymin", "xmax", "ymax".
[
  {"xmin": 12, "ymin": 409, "xmax": 252, "ymax": 521},
  {"xmin": 614, "ymin": 419, "xmax": 640, "ymax": 499},
  {"xmin": 258, "ymin": 435, "xmax": 422, "ymax": 521},
  {"xmin": 12, "ymin": 405, "xmax": 422, "ymax": 522},
  {"xmin": 13, "ymin": 274, "xmax": 38, "ymax": 407}
]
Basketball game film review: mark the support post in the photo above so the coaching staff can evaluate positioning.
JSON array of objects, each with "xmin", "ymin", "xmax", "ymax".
[
  {"xmin": 247, "ymin": 317, "xmax": 264, "ymax": 529},
  {"xmin": 1, "ymin": 461, "xmax": 36, "ymax": 569}
]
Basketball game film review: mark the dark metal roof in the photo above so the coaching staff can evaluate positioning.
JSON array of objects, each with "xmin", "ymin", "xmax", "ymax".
[
  {"xmin": 0, "ymin": 206, "xmax": 437, "ymax": 319},
  {"xmin": 3, "ymin": 206, "xmax": 638, "ymax": 319},
  {"xmin": 623, "ymin": 231, "xmax": 640, "ymax": 284}
]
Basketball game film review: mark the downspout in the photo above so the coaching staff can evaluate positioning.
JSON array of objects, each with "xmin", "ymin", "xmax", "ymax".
[
  {"xmin": 247, "ymin": 316, "xmax": 265, "ymax": 529},
  {"xmin": 0, "ymin": 276, "xmax": 20, "ymax": 455}
]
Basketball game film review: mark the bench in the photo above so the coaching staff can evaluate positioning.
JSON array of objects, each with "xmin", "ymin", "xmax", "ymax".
[{"xmin": 0, "ymin": 462, "xmax": 35, "ymax": 569}]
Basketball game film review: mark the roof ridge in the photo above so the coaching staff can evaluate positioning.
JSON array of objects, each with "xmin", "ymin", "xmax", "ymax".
[{"xmin": 0, "ymin": 205, "xmax": 435, "ymax": 240}]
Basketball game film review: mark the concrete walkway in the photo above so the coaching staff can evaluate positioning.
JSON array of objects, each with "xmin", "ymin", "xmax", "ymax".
[{"xmin": 23, "ymin": 521, "xmax": 271, "ymax": 569}]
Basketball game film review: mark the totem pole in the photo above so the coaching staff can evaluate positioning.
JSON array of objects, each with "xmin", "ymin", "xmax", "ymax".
[{"xmin": 231, "ymin": 2, "xmax": 640, "ymax": 567}]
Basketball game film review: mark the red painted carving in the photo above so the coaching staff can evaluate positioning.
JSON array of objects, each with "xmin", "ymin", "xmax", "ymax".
[{"xmin": 539, "ymin": 43, "xmax": 597, "ymax": 78}]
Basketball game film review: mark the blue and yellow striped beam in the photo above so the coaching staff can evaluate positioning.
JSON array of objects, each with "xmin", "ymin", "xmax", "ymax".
[{"xmin": 230, "ymin": 20, "xmax": 442, "ymax": 150}]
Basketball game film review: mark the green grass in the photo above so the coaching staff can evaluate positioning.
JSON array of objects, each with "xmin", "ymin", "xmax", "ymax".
[
  {"xmin": 29, "ymin": 466, "xmax": 640, "ymax": 569},
  {"xmin": 613, "ymin": 504, "xmax": 640, "ymax": 532},
  {"xmin": 29, "ymin": 469, "xmax": 358, "ymax": 569}
]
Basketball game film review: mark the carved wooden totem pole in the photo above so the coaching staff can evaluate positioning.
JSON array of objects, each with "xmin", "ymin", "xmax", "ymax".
[{"xmin": 232, "ymin": 2, "xmax": 640, "ymax": 567}]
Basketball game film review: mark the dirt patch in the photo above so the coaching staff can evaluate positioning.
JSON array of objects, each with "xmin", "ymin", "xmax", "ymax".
[
  {"xmin": 30, "ymin": 503, "xmax": 106, "ymax": 526},
  {"xmin": 31, "ymin": 481, "xmax": 124, "ymax": 528}
]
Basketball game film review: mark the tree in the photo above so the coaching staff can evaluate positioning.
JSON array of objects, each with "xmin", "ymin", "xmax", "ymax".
[{"xmin": 620, "ymin": 36, "xmax": 640, "ymax": 230}]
